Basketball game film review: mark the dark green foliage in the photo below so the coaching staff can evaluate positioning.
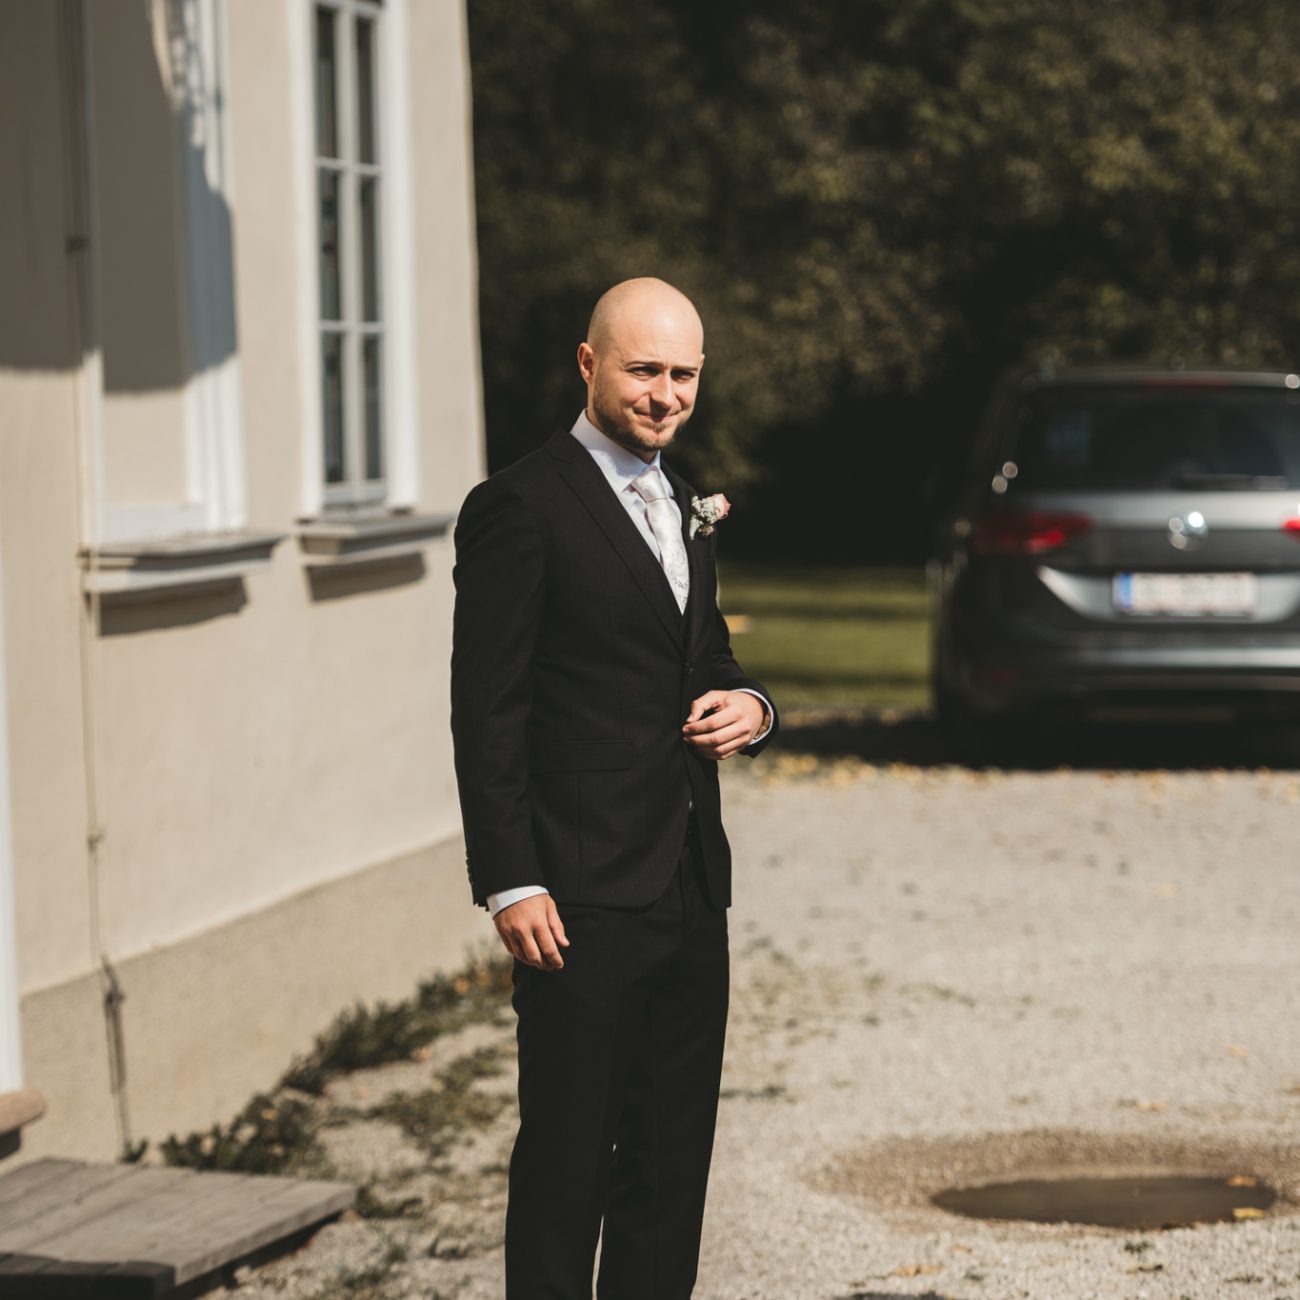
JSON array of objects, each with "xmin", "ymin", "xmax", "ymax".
[
  {"xmin": 120, "ymin": 1137, "xmax": 148, "ymax": 1164},
  {"xmin": 159, "ymin": 955, "xmax": 515, "ymax": 1180},
  {"xmin": 468, "ymin": 0, "xmax": 1300, "ymax": 560},
  {"xmin": 279, "ymin": 952, "xmax": 514, "ymax": 1094},
  {"xmin": 353, "ymin": 1182, "xmax": 424, "ymax": 1220},
  {"xmin": 279, "ymin": 1001, "xmax": 433, "ymax": 1094},
  {"xmin": 159, "ymin": 1091, "xmax": 320, "ymax": 1175},
  {"xmin": 365, "ymin": 1046, "xmax": 508, "ymax": 1158}
]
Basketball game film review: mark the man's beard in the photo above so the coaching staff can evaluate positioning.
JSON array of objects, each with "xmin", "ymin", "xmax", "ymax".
[{"xmin": 590, "ymin": 392, "xmax": 687, "ymax": 456}]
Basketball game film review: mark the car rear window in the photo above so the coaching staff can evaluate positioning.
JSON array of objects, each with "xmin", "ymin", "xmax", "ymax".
[{"xmin": 1005, "ymin": 385, "xmax": 1300, "ymax": 492}]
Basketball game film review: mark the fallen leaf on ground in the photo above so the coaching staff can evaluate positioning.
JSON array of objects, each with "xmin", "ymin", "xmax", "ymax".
[
  {"xmin": 887, "ymin": 1264, "xmax": 941, "ymax": 1277},
  {"xmin": 1128, "ymin": 1263, "xmax": 1164, "ymax": 1274},
  {"xmin": 1232, "ymin": 1206, "xmax": 1266, "ymax": 1220},
  {"xmin": 1225, "ymin": 1174, "xmax": 1258, "ymax": 1187}
]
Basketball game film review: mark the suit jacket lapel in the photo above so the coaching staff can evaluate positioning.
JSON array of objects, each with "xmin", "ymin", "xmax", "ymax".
[{"xmin": 548, "ymin": 431, "xmax": 686, "ymax": 652}]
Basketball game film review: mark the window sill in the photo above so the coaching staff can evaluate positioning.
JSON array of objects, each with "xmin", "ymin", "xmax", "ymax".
[
  {"xmin": 0, "ymin": 1088, "xmax": 46, "ymax": 1160},
  {"xmin": 295, "ymin": 509, "xmax": 454, "ymax": 568},
  {"xmin": 80, "ymin": 531, "xmax": 285, "ymax": 601}
]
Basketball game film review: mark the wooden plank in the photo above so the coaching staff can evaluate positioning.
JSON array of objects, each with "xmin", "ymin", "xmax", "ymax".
[
  {"xmin": 35, "ymin": 1171, "xmax": 267, "ymax": 1263},
  {"xmin": 15, "ymin": 1258, "xmax": 115, "ymax": 1299},
  {"xmin": 0, "ymin": 1163, "xmax": 139, "ymax": 1234},
  {"xmin": 0, "ymin": 1165, "xmax": 352, "ymax": 1294},
  {"xmin": 94, "ymin": 1176, "xmax": 350, "ymax": 1283},
  {"xmin": 0, "ymin": 1250, "xmax": 62, "ymax": 1271},
  {"xmin": 0, "ymin": 1168, "xmax": 192, "ymax": 1251},
  {"xmin": 0, "ymin": 1161, "xmax": 91, "ymax": 1219},
  {"xmin": 158, "ymin": 1179, "xmax": 353, "ymax": 1285},
  {"xmin": 98, "ymin": 1259, "xmax": 177, "ymax": 1300},
  {"xmin": 22, "ymin": 1168, "xmax": 349, "ymax": 1285},
  {"xmin": 0, "ymin": 1252, "xmax": 173, "ymax": 1300}
]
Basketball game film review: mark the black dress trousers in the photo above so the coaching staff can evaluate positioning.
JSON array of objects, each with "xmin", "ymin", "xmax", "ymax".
[{"xmin": 505, "ymin": 822, "xmax": 729, "ymax": 1299}]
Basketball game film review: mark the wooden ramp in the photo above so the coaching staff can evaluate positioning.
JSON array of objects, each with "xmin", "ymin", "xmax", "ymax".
[{"xmin": 0, "ymin": 1158, "xmax": 354, "ymax": 1298}]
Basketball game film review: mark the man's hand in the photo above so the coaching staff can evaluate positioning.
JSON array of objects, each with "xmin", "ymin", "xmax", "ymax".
[
  {"xmin": 494, "ymin": 894, "xmax": 569, "ymax": 970},
  {"xmin": 682, "ymin": 690, "xmax": 766, "ymax": 761}
]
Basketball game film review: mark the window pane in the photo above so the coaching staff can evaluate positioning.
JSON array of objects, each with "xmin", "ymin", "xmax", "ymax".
[
  {"xmin": 323, "ymin": 334, "xmax": 345, "ymax": 483},
  {"xmin": 314, "ymin": 7, "xmax": 338, "ymax": 159},
  {"xmin": 360, "ymin": 178, "xmax": 380, "ymax": 322},
  {"xmin": 355, "ymin": 17, "xmax": 377, "ymax": 165},
  {"xmin": 364, "ymin": 336, "xmax": 383, "ymax": 480},
  {"xmin": 318, "ymin": 170, "xmax": 341, "ymax": 320}
]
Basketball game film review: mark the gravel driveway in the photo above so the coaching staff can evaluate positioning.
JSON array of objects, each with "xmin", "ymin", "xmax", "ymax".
[{"xmin": 234, "ymin": 735, "xmax": 1300, "ymax": 1300}]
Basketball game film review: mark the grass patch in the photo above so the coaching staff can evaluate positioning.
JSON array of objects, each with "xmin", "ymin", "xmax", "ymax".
[
  {"xmin": 159, "ymin": 1091, "xmax": 321, "ymax": 1175},
  {"xmin": 366, "ymin": 1046, "xmax": 508, "ymax": 1158},
  {"xmin": 158, "ymin": 951, "xmax": 516, "ymax": 1175},
  {"xmin": 280, "ymin": 951, "xmax": 514, "ymax": 1094},
  {"xmin": 354, "ymin": 1182, "xmax": 424, "ymax": 1220},
  {"xmin": 719, "ymin": 564, "xmax": 930, "ymax": 710}
]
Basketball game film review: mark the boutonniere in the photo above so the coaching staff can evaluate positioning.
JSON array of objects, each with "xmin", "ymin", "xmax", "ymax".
[{"xmin": 689, "ymin": 493, "xmax": 731, "ymax": 539}]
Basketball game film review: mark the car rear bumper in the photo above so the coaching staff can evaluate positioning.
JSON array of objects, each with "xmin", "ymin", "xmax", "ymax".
[{"xmin": 958, "ymin": 637, "xmax": 1300, "ymax": 714}]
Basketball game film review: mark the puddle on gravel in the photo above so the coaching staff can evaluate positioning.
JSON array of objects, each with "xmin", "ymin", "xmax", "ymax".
[
  {"xmin": 818, "ymin": 1128, "xmax": 1300, "ymax": 1230},
  {"xmin": 932, "ymin": 1173, "xmax": 1276, "ymax": 1229}
]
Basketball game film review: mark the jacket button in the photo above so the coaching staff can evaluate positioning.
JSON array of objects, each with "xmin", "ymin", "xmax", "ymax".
[{"xmin": 684, "ymin": 660, "xmax": 695, "ymax": 674}]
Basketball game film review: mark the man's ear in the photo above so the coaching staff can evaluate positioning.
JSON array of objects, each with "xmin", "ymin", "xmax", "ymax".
[{"xmin": 577, "ymin": 342, "xmax": 596, "ymax": 385}]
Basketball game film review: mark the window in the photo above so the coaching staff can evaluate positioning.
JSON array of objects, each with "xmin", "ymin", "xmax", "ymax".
[
  {"xmin": 313, "ymin": 0, "xmax": 385, "ymax": 505},
  {"xmin": 81, "ymin": 0, "xmax": 247, "ymax": 545}
]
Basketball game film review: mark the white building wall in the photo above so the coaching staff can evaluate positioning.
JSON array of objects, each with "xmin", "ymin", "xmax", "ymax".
[{"xmin": 0, "ymin": 0, "xmax": 485, "ymax": 1158}]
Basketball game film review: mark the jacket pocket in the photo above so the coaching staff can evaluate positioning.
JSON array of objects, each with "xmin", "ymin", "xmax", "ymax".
[{"xmin": 531, "ymin": 739, "xmax": 633, "ymax": 773}]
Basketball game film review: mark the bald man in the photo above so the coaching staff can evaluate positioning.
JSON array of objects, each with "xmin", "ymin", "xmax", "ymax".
[{"xmin": 451, "ymin": 278, "xmax": 777, "ymax": 1298}]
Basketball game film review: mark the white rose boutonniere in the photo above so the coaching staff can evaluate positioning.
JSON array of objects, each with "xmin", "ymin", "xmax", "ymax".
[{"xmin": 689, "ymin": 493, "xmax": 731, "ymax": 539}]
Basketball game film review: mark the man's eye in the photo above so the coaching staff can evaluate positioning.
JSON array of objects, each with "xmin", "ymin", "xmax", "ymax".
[{"xmin": 672, "ymin": 371, "xmax": 696, "ymax": 382}]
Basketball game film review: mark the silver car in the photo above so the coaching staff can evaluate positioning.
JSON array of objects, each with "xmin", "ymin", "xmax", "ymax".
[{"xmin": 931, "ymin": 364, "xmax": 1300, "ymax": 728}]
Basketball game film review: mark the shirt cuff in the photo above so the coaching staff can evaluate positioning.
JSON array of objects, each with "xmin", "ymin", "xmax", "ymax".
[
  {"xmin": 735, "ymin": 688, "xmax": 775, "ymax": 745},
  {"xmin": 488, "ymin": 885, "xmax": 550, "ymax": 918}
]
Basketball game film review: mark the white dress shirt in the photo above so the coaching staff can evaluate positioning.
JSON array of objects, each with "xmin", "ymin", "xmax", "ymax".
[{"xmin": 487, "ymin": 412, "xmax": 774, "ymax": 917}]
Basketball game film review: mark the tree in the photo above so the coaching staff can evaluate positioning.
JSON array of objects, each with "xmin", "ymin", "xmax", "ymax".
[{"xmin": 468, "ymin": 0, "xmax": 1300, "ymax": 559}]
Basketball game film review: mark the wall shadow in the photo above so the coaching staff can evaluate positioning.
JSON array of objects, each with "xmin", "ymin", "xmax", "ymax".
[
  {"xmin": 96, "ymin": 582, "xmax": 248, "ymax": 635},
  {"xmin": 0, "ymin": 0, "xmax": 238, "ymax": 384},
  {"xmin": 96, "ymin": 0, "xmax": 238, "ymax": 391},
  {"xmin": 305, "ymin": 555, "xmax": 428, "ymax": 602}
]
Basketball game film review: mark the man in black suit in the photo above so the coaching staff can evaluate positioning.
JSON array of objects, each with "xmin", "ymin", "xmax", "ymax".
[{"xmin": 451, "ymin": 277, "xmax": 776, "ymax": 1298}]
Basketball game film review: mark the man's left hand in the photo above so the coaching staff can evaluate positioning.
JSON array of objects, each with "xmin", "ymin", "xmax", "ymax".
[{"xmin": 682, "ymin": 691, "xmax": 765, "ymax": 760}]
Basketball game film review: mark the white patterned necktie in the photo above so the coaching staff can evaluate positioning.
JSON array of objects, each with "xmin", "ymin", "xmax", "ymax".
[{"xmin": 631, "ymin": 466, "xmax": 690, "ymax": 614}]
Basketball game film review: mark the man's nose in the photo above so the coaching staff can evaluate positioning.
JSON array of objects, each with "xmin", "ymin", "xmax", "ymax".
[{"xmin": 650, "ymin": 373, "xmax": 674, "ymax": 408}]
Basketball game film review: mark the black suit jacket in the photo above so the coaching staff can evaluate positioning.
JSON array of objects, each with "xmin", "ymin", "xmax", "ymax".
[{"xmin": 450, "ymin": 429, "xmax": 776, "ymax": 911}]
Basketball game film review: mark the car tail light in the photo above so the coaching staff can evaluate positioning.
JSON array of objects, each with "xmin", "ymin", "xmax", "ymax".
[
  {"xmin": 1283, "ymin": 518, "xmax": 1300, "ymax": 537},
  {"xmin": 974, "ymin": 511, "xmax": 1092, "ymax": 555}
]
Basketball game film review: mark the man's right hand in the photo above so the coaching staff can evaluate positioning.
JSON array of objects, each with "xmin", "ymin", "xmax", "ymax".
[{"xmin": 494, "ymin": 894, "xmax": 569, "ymax": 970}]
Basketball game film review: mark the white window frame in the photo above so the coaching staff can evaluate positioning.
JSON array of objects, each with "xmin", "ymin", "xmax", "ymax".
[
  {"xmin": 294, "ymin": 0, "xmax": 418, "ymax": 517},
  {"xmin": 90, "ymin": 0, "xmax": 248, "ymax": 546}
]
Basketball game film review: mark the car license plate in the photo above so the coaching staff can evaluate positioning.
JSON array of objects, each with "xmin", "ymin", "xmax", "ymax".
[{"xmin": 1113, "ymin": 572, "xmax": 1257, "ymax": 616}]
